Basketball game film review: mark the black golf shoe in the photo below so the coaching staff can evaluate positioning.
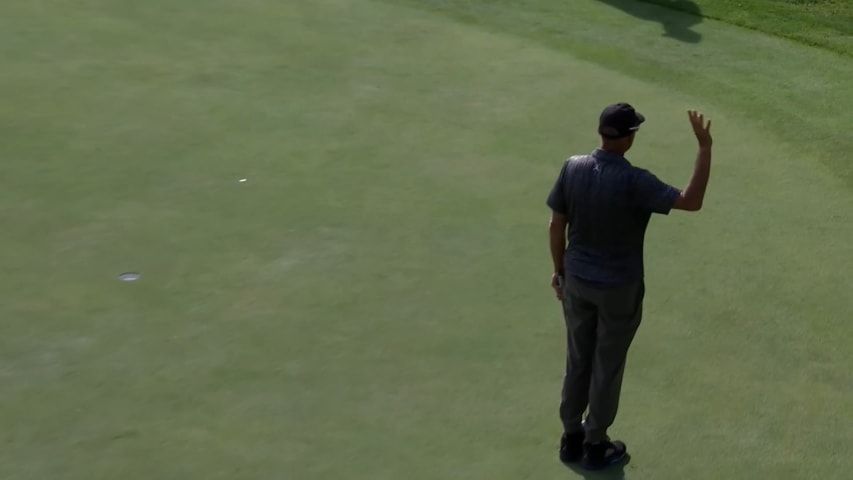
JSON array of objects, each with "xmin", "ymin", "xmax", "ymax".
[
  {"xmin": 581, "ymin": 439, "xmax": 628, "ymax": 470},
  {"xmin": 558, "ymin": 431, "xmax": 585, "ymax": 463}
]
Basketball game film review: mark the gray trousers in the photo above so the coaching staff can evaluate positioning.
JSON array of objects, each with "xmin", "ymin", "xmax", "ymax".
[{"xmin": 559, "ymin": 275, "xmax": 644, "ymax": 443}]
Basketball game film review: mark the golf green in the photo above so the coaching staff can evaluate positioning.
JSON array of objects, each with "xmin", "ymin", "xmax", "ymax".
[{"xmin": 0, "ymin": 1, "xmax": 850, "ymax": 479}]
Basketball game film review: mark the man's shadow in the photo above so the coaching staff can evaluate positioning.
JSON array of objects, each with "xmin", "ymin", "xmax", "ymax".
[
  {"xmin": 595, "ymin": 0, "xmax": 703, "ymax": 43},
  {"xmin": 563, "ymin": 455, "xmax": 631, "ymax": 479}
]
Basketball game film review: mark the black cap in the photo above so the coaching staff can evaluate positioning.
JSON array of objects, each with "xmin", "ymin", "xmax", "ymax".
[{"xmin": 598, "ymin": 103, "xmax": 645, "ymax": 139}]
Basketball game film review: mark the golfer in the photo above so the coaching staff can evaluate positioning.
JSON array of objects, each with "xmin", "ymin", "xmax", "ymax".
[{"xmin": 545, "ymin": 103, "xmax": 713, "ymax": 470}]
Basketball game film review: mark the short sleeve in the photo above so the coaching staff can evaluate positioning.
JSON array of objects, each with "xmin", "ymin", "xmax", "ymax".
[
  {"xmin": 633, "ymin": 169, "xmax": 680, "ymax": 214},
  {"xmin": 546, "ymin": 161, "xmax": 569, "ymax": 214}
]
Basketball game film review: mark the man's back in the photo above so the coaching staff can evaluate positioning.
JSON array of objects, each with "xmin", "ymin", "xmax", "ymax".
[{"xmin": 546, "ymin": 148, "xmax": 679, "ymax": 287}]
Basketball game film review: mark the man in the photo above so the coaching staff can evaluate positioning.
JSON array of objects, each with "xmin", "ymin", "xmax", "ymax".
[{"xmin": 545, "ymin": 103, "xmax": 713, "ymax": 470}]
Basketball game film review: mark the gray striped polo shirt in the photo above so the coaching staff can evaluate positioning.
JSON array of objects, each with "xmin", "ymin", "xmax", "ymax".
[{"xmin": 546, "ymin": 148, "xmax": 680, "ymax": 287}]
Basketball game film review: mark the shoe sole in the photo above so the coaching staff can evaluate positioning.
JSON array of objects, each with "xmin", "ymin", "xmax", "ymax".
[{"xmin": 581, "ymin": 451, "xmax": 628, "ymax": 470}]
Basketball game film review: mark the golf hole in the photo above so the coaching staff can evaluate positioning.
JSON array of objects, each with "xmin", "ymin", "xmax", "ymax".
[{"xmin": 118, "ymin": 272, "xmax": 141, "ymax": 282}]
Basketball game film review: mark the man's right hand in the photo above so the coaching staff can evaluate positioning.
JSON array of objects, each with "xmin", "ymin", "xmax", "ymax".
[
  {"xmin": 673, "ymin": 110, "xmax": 713, "ymax": 212},
  {"xmin": 688, "ymin": 110, "xmax": 712, "ymax": 147}
]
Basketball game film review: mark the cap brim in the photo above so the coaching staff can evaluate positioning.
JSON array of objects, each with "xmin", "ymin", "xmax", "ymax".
[{"xmin": 629, "ymin": 112, "xmax": 645, "ymax": 131}]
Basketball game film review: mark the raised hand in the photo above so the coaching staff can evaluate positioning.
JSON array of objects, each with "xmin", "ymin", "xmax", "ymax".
[{"xmin": 688, "ymin": 110, "xmax": 712, "ymax": 147}]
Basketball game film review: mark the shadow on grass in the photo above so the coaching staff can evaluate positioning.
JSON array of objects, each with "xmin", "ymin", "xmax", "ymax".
[
  {"xmin": 595, "ymin": 0, "xmax": 703, "ymax": 43},
  {"xmin": 563, "ymin": 455, "xmax": 631, "ymax": 479}
]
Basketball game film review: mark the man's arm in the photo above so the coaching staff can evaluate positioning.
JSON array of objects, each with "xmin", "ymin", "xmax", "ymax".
[
  {"xmin": 549, "ymin": 211, "xmax": 567, "ymax": 275},
  {"xmin": 549, "ymin": 210, "xmax": 567, "ymax": 299},
  {"xmin": 673, "ymin": 110, "xmax": 713, "ymax": 211},
  {"xmin": 545, "ymin": 161, "xmax": 569, "ymax": 300}
]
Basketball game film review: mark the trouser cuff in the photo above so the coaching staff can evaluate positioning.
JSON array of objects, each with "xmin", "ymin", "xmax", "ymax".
[{"xmin": 584, "ymin": 427, "xmax": 609, "ymax": 444}]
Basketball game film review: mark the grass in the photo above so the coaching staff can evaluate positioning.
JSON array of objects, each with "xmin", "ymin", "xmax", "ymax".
[
  {"xmin": 643, "ymin": 0, "xmax": 853, "ymax": 55},
  {"xmin": 0, "ymin": 0, "xmax": 850, "ymax": 479},
  {"xmin": 389, "ymin": 0, "xmax": 853, "ymax": 185}
]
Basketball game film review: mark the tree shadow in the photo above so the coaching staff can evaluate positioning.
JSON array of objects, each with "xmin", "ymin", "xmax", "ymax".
[
  {"xmin": 595, "ymin": 0, "xmax": 703, "ymax": 43},
  {"xmin": 563, "ymin": 455, "xmax": 631, "ymax": 479}
]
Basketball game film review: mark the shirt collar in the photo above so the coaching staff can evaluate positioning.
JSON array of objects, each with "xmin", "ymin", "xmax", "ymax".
[{"xmin": 592, "ymin": 148, "xmax": 630, "ymax": 164}]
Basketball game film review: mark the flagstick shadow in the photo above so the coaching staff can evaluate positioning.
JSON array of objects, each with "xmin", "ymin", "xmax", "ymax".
[{"xmin": 594, "ymin": 0, "xmax": 703, "ymax": 43}]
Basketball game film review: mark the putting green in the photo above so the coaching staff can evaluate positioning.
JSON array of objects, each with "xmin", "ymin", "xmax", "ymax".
[{"xmin": 0, "ymin": 0, "xmax": 849, "ymax": 479}]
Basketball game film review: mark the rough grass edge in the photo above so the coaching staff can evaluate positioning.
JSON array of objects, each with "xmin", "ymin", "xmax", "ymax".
[{"xmin": 640, "ymin": 0, "xmax": 852, "ymax": 58}]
